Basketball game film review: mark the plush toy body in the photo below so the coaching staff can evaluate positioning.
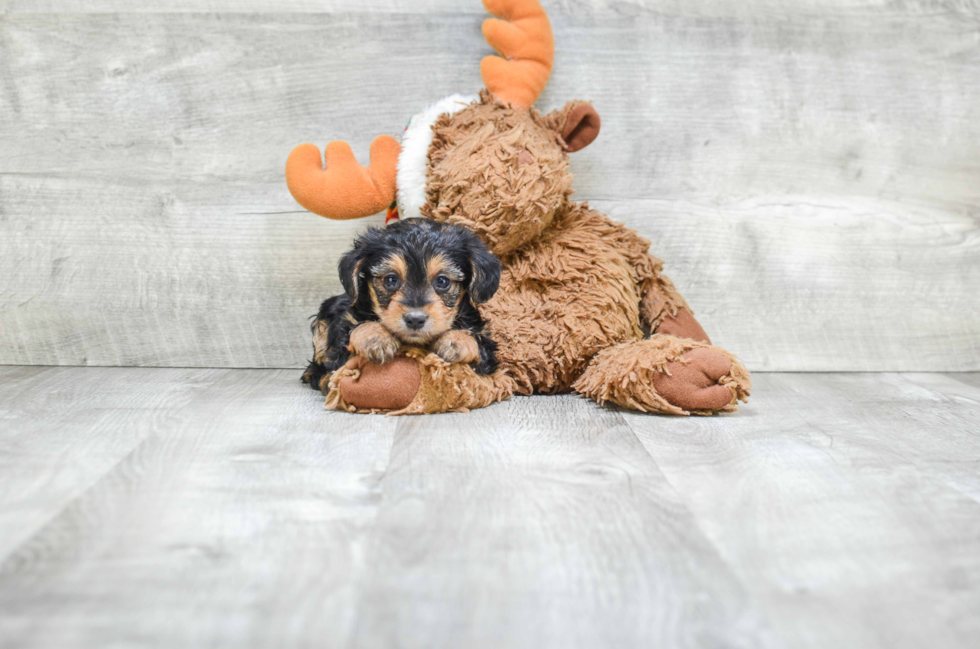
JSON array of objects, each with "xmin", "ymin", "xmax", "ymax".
[{"xmin": 288, "ymin": 0, "xmax": 751, "ymax": 415}]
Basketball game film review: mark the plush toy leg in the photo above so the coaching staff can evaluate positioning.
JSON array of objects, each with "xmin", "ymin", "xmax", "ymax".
[
  {"xmin": 572, "ymin": 335, "xmax": 751, "ymax": 415},
  {"xmin": 655, "ymin": 308, "xmax": 711, "ymax": 344},
  {"xmin": 325, "ymin": 348, "xmax": 516, "ymax": 415}
]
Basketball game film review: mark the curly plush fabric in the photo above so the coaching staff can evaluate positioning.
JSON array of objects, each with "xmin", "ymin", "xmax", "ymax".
[
  {"xmin": 423, "ymin": 91, "xmax": 573, "ymax": 256},
  {"xmin": 481, "ymin": 204, "xmax": 641, "ymax": 394},
  {"xmin": 422, "ymin": 94, "xmax": 748, "ymax": 414}
]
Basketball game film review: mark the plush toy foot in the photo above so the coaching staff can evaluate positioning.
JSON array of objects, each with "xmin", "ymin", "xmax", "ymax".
[
  {"xmin": 336, "ymin": 356, "xmax": 422, "ymax": 411},
  {"xmin": 325, "ymin": 348, "xmax": 516, "ymax": 414},
  {"xmin": 572, "ymin": 335, "xmax": 751, "ymax": 415}
]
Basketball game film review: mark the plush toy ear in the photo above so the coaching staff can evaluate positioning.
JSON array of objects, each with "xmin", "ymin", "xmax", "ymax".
[
  {"xmin": 464, "ymin": 232, "xmax": 502, "ymax": 304},
  {"xmin": 548, "ymin": 101, "xmax": 601, "ymax": 152}
]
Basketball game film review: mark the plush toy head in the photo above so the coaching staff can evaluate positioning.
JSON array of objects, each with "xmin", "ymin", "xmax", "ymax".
[
  {"xmin": 286, "ymin": 0, "xmax": 601, "ymax": 256},
  {"xmin": 423, "ymin": 92, "xmax": 599, "ymax": 256}
]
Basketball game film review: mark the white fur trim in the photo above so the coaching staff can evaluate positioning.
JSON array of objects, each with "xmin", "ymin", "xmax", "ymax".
[{"xmin": 396, "ymin": 93, "xmax": 478, "ymax": 219}]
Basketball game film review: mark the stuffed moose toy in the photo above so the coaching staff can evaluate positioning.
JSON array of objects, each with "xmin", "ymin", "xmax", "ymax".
[{"xmin": 287, "ymin": 0, "xmax": 751, "ymax": 415}]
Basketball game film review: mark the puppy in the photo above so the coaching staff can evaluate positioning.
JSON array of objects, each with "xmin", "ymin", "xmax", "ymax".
[{"xmin": 302, "ymin": 219, "xmax": 501, "ymax": 393}]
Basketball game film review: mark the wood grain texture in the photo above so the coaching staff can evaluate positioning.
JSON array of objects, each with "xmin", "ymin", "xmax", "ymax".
[
  {"xmin": 0, "ymin": 0, "xmax": 487, "ymax": 12},
  {"xmin": 351, "ymin": 395, "xmax": 772, "ymax": 648},
  {"xmin": 2, "ymin": 0, "xmax": 978, "ymax": 17},
  {"xmin": 623, "ymin": 372, "xmax": 980, "ymax": 649},
  {"xmin": 1, "ymin": 367, "xmax": 980, "ymax": 647},
  {"xmin": 0, "ymin": 366, "xmax": 223, "ymax": 560},
  {"xmin": 0, "ymin": 367, "xmax": 398, "ymax": 648},
  {"xmin": 1, "ymin": 2, "xmax": 978, "ymax": 370}
]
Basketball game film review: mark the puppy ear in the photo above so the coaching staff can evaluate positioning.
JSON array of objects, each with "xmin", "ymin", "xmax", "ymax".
[
  {"xmin": 464, "ymin": 232, "xmax": 501, "ymax": 304},
  {"xmin": 338, "ymin": 246, "xmax": 368, "ymax": 301}
]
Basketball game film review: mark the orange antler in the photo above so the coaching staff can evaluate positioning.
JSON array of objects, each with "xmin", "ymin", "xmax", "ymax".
[
  {"xmin": 480, "ymin": 0, "xmax": 554, "ymax": 108},
  {"xmin": 285, "ymin": 136, "xmax": 401, "ymax": 220}
]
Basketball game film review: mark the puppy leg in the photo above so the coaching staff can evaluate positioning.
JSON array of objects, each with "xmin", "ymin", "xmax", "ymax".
[
  {"xmin": 302, "ymin": 295, "xmax": 354, "ymax": 392},
  {"xmin": 432, "ymin": 330, "xmax": 481, "ymax": 365},
  {"xmin": 349, "ymin": 322, "xmax": 401, "ymax": 365},
  {"xmin": 471, "ymin": 332, "xmax": 498, "ymax": 376}
]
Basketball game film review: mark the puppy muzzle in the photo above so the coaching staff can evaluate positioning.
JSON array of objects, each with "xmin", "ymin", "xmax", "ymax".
[{"xmin": 402, "ymin": 310, "xmax": 428, "ymax": 331}]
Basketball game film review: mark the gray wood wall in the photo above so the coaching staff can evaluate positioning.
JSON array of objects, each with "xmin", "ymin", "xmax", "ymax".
[{"xmin": 1, "ymin": 0, "xmax": 978, "ymax": 371}]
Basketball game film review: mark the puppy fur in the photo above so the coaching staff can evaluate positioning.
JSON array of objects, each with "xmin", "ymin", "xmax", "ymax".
[{"xmin": 302, "ymin": 219, "xmax": 501, "ymax": 393}]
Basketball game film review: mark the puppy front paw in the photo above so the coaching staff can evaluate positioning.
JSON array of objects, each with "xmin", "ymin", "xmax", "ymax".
[
  {"xmin": 432, "ymin": 330, "xmax": 480, "ymax": 365},
  {"xmin": 349, "ymin": 322, "xmax": 401, "ymax": 365}
]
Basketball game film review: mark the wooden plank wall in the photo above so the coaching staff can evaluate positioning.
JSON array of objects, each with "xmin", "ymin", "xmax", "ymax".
[{"xmin": 1, "ymin": 1, "xmax": 978, "ymax": 371}]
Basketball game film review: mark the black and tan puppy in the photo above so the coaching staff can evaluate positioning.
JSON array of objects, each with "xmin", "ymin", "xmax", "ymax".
[{"xmin": 302, "ymin": 219, "xmax": 501, "ymax": 393}]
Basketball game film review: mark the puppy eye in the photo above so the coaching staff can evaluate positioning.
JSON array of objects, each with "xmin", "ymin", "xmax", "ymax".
[
  {"xmin": 433, "ymin": 275, "xmax": 451, "ymax": 291},
  {"xmin": 383, "ymin": 274, "xmax": 400, "ymax": 289}
]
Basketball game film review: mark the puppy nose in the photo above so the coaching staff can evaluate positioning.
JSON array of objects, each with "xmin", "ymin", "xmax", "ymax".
[{"xmin": 402, "ymin": 311, "xmax": 428, "ymax": 330}]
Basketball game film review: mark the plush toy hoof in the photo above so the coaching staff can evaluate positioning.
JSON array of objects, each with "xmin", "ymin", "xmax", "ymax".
[
  {"xmin": 652, "ymin": 347, "xmax": 737, "ymax": 412},
  {"xmin": 337, "ymin": 356, "xmax": 421, "ymax": 411}
]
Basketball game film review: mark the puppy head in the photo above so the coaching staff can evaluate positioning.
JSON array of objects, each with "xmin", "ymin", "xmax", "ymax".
[{"xmin": 338, "ymin": 219, "xmax": 501, "ymax": 345}]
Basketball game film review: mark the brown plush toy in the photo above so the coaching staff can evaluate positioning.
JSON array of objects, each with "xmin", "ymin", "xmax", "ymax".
[{"xmin": 287, "ymin": 0, "xmax": 751, "ymax": 415}]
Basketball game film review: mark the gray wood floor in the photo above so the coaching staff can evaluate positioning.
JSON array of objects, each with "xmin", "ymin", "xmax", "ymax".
[{"xmin": 1, "ymin": 367, "xmax": 978, "ymax": 648}]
